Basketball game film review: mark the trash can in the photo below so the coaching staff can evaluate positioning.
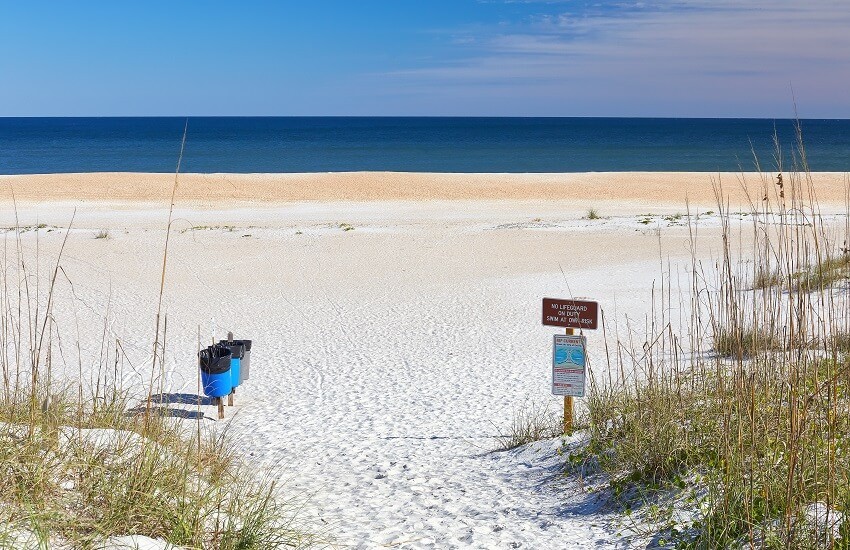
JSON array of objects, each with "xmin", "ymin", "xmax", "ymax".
[
  {"xmin": 199, "ymin": 344, "xmax": 232, "ymax": 398},
  {"xmin": 219, "ymin": 339, "xmax": 245, "ymax": 389},
  {"xmin": 233, "ymin": 339, "xmax": 251, "ymax": 382}
]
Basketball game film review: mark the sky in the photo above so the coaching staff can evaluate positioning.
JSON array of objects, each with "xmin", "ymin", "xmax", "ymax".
[{"xmin": 0, "ymin": 0, "xmax": 848, "ymax": 117}]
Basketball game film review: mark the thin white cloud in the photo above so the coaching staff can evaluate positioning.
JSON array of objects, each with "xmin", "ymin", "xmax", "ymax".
[{"xmin": 382, "ymin": 0, "xmax": 850, "ymax": 116}]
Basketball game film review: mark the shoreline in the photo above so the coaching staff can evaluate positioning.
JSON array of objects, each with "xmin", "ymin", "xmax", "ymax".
[{"xmin": 1, "ymin": 171, "xmax": 848, "ymax": 208}]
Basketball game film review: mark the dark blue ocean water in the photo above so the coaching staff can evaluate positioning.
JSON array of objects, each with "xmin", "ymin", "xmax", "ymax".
[{"xmin": 1, "ymin": 117, "xmax": 848, "ymax": 174}]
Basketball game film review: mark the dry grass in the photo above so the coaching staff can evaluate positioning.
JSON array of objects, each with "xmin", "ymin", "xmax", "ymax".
[
  {"xmin": 753, "ymin": 253, "xmax": 850, "ymax": 292},
  {"xmin": 494, "ymin": 399, "xmax": 562, "ymax": 451},
  {"xmin": 1, "ymin": 392, "xmax": 313, "ymax": 548},
  {"xmin": 713, "ymin": 326, "xmax": 785, "ymax": 359},
  {"xmin": 0, "ymin": 223, "xmax": 316, "ymax": 548},
  {"xmin": 575, "ymin": 128, "xmax": 850, "ymax": 547},
  {"xmin": 586, "ymin": 208, "xmax": 602, "ymax": 220},
  {"xmin": 0, "ymin": 129, "xmax": 318, "ymax": 548}
]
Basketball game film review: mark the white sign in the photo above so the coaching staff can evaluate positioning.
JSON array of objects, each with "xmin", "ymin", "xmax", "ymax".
[{"xmin": 552, "ymin": 334, "xmax": 586, "ymax": 397}]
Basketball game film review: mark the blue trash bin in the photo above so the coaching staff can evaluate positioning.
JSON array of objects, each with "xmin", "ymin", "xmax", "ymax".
[
  {"xmin": 219, "ymin": 339, "xmax": 245, "ymax": 389},
  {"xmin": 199, "ymin": 344, "xmax": 232, "ymax": 398}
]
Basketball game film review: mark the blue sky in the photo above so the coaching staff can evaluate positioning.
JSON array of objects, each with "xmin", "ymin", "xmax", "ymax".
[{"xmin": 0, "ymin": 0, "xmax": 847, "ymax": 117}]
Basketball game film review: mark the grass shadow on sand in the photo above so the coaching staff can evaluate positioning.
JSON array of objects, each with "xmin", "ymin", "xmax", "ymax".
[{"xmin": 124, "ymin": 405, "xmax": 209, "ymax": 421}]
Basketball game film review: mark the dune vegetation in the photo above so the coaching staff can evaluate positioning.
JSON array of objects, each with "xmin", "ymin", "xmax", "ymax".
[
  {"xmin": 563, "ymin": 135, "xmax": 850, "ymax": 548},
  {"xmin": 0, "ymin": 205, "xmax": 316, "ymax": 547}
]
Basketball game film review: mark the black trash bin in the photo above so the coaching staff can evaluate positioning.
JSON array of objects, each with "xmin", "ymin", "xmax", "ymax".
[
  {"xmin": 218, "ymin": 339, "xmax": 245, "ymax": 390},
  {"xmin": 199, "ymin": 344, "xmax": 232, "ymax": 398},
  {"xmin": 219, "ymin": 337, "xmax": 252, "ymax": 384},
  {"xmin": 235, "ymin": 339, "xmax": 251, "ymax": 382}
]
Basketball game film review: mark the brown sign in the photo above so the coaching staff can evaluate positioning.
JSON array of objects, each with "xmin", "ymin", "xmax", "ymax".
[{"xmin": 542, "ymin": 298, "xmax": 599, "ymax": 330}]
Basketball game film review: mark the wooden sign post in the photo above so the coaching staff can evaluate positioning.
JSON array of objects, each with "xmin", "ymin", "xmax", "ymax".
[
  {"xmin": 563, "ymin": 327, "xmax": 575, "ymax": 433},
  {"xmin": 544, "ymin": 298, "xmax": 598, "ymax": 435}
]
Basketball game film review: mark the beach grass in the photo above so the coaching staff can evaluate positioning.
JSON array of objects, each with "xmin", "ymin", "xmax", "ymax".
[
  {"xmin": 1, "ymin": 391, "xmax": 313, "ymax": 548},
  {"xmin": 570, "ymin": 133, "xmax": 850, "ymax": 547},
  {"xmin": 0, "ymin": 222, "xmax": 317, "ymax": 549},
  {"xmin": 0, "ymin": 131, "xmax": 318, "ymax": 548},
  {"xmin": 494, "ymin": 398, "xmax": 562, "ymax": 451}
]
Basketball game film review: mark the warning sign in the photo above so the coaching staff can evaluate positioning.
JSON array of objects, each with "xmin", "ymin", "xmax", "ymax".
[
  {"xmin": 552, "ymin": 334, "xmax": 586, "ymax": 397},
  {"xmin": 542, "ymin": 298, "xmax": 599, "ymax": 330}
]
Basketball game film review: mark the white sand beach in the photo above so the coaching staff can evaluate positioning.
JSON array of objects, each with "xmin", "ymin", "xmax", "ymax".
[{"xmin": 3, "ymin": 172, "xmax": 847, "ymax": 548}]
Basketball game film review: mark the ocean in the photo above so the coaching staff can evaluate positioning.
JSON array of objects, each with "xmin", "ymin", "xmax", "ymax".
[{"xmin": 0, "ymin": 117, "xmax": 848, "ymax": 174}]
